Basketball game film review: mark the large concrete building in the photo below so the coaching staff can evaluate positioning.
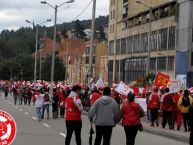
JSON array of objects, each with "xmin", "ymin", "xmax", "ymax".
[{"xmin": 108, "ymin": 0, "xmax": 193, "ymax": 87}]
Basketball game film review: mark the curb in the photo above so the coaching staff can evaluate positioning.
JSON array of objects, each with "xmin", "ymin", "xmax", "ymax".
[{"xmin": 142, "ymin": 122, "xmax": 189, "ymax": 143}]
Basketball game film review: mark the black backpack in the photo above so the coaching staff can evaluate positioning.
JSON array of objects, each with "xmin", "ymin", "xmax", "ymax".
[{"xmin": 182, "ymin": 96, "xmax": 190, "ymax": 107}]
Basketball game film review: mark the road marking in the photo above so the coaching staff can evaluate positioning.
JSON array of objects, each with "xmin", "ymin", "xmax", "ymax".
[
  {"xmin": 15, "ymin": 106, "xmax": 18, "ymax": 109},
  {"xmin": 25, "ymin": 112, "xmax": 29, "ymax": 115},
  {"xmin": 59, "ymin": 133, "xmax": 66, "ymax": 138},
  {"xmin": 32, "ymin": 117, "xmax": 37, "ymax": 120},
  {"xmin": 20, "ymin": 109, "xmax": 23, "ymax": 111},
  {"xmin": 43, "ymin": 123, "xmax": 50, "ymax": 127},
  {"xmin": 9, "ymin": 102, "xmax": 12, "ymax": 104}
]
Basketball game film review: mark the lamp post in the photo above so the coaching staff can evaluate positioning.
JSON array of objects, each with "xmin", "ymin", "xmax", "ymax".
[
  {"xmin": 25, "ymin": 19, "xmax": 51, "ymax": 85},
  {"xmin": 41, "ymin": 0, "xmax": 74, "ymax": 95},
  {"xmin": 136, "ymin": 1, "xmax": 152, "ymax": 75}
]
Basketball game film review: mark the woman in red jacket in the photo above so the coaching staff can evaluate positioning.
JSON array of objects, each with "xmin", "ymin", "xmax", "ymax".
[
  {"xmin": 119, "ymin": 92, "xmax": 144, "ymax": 145},
  {"xmin": 65, "ymin": 85, "xmax": 83, "ymax": 145}
]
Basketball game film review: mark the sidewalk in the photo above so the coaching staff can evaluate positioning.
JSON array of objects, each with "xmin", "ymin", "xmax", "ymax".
[{"xmin": 141, "ymin": 119, "xmax": 189, "ymax": 143}]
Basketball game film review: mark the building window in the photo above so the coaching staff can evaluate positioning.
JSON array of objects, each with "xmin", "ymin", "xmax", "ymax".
[
  {"xmin": 86, "ymin": 47, "xmax": 89, "ymax": 55},
  {"xmin": 121, "ymin": 38, "xmax": 126, "ymax": 54},
  {"xmin": 150, "ymin": 58, "xmax": 156, "ymax": 70},
  {"xmin": 151, "ymin": 31, "xmax": 157, "ymax": 51},
  {"xmin": 113, "ymin": 10, "xmax": 115, "ymax": 19},
  {"xmin": 108, "ymin": 41, "xmax": 114, "ymax": 55},
  {"xmin": 133, "ymin": 35, "xmax": 140, "ymax": 52},
  {"xmin": 157, "ymin": 57, "xmax": 166, "ymax": 70},
  {"xmin": 141, "ymin": 33, "xmax": 148, "ymax": 52},
  {"xmin": 126, "ymin": 36, "xmax": 133, "ymax": 53},
  {"xmin": 116, "ymin": 39, "xmax": 121, "ymax": 54},
  {"xmin": 168, "ymin": 27, "xmax": 175, "ymax": 49},
  {"xmin": 85, "ymin": 56, "xmax": 89, "ymax": 64},
  {"xmin": 125, "ymin": 58, "xmax": 146, "ymax": 83},
  {"xmin": 158, "ymin": 28, "xmax": 167, "ymax": 50},
  {"xmin": 168, "ymin": 56, "xmax": 174, "ymax": 71}
]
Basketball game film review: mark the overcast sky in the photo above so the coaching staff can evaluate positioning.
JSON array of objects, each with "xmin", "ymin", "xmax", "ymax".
[{"xmin": 0, "ymin": 0, "xmax": 109, "ymax": 32}]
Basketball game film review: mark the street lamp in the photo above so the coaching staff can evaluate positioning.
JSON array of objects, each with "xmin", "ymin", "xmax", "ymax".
[
  {"xmin": 25, "ymin": 19, "xmax": 51, "ymax": 85},
  {"xmin": 136, "ymin": 1, "xmax": 152, "ymax": 75},
  {"xmin": 41, "ymin": 0, "xmax": 74, "ymax": 95}
]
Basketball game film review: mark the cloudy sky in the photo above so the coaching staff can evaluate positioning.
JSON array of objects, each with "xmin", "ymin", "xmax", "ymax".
[{"xmin": 0, "ymin": 0, "xmax": 109, "ymax": 32}]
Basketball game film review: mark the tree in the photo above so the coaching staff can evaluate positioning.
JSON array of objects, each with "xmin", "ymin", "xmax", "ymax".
[
  {"xmin": 73, "ymin": 19, "xmax": 86, "ymax": 39},
  {"xmin": 41, "ymin": 55, "xmax": 66, "ymax": 81},
  {"xmin": 96, "ymin": 26, "xmax": 107, "ymax": 41}
]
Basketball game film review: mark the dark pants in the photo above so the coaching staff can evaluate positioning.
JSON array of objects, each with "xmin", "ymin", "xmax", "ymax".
[
  {"xmin": 94, "ymin": 125, "xmax": 113, "ymax": 145},
  {"xmin": 65, "ymin": 120, "xmax": 82, "ymax": 145},
  {"xmin": 124, "ymin": 125, "xmax": 139, "ymax": 145},
  {"xmin": 60, "ymin": 107, "xmax": 65, "ymax": 118},
  {"xmin": 190, "ymin": 130, "xmax": 193, "ymax": 145},
  {"xmin": 162, "ymin": 110, "xmax": 173, "ymax": 129},
  {"xmin": 150, "ymin": 109, "xmax": 159, "ymax": 124},
  {"xmin": 42, "ymin": 104, "xmax": 50, "ymax": 119},
  {"xmin": 183, "ymin": 113, "xmax": 190, "ymax": 131}
]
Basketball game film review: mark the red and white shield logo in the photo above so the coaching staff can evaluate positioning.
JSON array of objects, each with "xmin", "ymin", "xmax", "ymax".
[{"xmin": 0, "ymin": 110, "xmax": 17, "ymax": 145}]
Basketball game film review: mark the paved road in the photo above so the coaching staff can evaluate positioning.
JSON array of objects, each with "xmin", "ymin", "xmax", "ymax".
[{"xmin": 0, "ymin": 93, "xmax": 188, "ymax": 145}]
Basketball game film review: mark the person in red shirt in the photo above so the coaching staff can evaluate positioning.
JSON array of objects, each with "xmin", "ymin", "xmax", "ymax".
[
  {"xmin": 160, "ymin": 88, "xmax": 175, "ymax": 129},
  {"xmin": 147, "ymin": 87, "xmax": 160, "ymax": 127},
  {"xmin": 65, "ymin": 85, "xmax": 83, "ymax": 145},
  {"xmin": 119, "ymin": 92, "xmax": 144, "ymax": 145},
  {"xmin": 59, "ymin": 89, "xmax": 67, "ymax": 118},
  {"xmin": 90, "ymin": 89, "xmax": 101, "ymax": 106},
  {"xmin": 173, "ymin": 91, "xmax": 182, "ymax": 130}
]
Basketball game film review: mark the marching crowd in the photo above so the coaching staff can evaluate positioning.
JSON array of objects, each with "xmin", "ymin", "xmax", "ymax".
[{"xmin": 1, "ymin": 81, "xmax": 193, "ymax": 145}]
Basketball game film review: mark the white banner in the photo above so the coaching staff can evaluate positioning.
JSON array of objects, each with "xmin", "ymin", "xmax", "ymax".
[
  {"xmin": 95, "ymin": 79, "xmax": 105, "ymax": 89},
  {"xmin": 168, "ymin": 80, "xmax": 180, "ymax": 93},
  {"xmin": 115, "ymin": 81, "xmax": 133, "ymax": 96}
]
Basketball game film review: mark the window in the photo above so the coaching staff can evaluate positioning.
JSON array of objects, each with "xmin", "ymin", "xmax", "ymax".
[
  {"xmin": 126, "ymin": 36, "xmax": 133, "ymax": 53},
  {"xmin": 133, "ymin": 35, "xmax": 140, "ymax": 52},
  {"xmin": 168, "ymin": 57, "xmax": 174, "ymax": 71},
  {"xmin": 158, "ymin": 28, "xmax": 168, "ymax": 50},
  {"xmin": 85, "ymin": 56, "xmax": 89, "ymax": 64},
  {"xmin": 150, "ymin": 58, "xmax": 156, "ymax": 70},
  {"xmin": 121, "ymin": 38, "xmax": 126, "ymax": 54},
  {"xmin": 108, "ymin": 41, "xmax": 114, "ymax": 55},
  {"xmin": 86, "ymin": 47, "xmax": 89, "ymax": 55},
  {"xmin": 168, "ymin": 27, "xmax": 175, "ymax": 49},
  {"xmin": 157, "ymin": 57, "xmax": 166, "ymax": 70},
  {"xmin": 116, "ymin": 39, "xmax": 121, "ymax": 54},
  {"xmin": 151, "ymin": 31, "xmax": 157, "ymax": 51},
  {"xmin": 141, "ymin": 33, "xmax": 148, "ymax": 52}
]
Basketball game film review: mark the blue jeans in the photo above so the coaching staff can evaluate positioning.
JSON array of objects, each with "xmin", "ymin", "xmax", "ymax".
[
  {"xmin": 36, "ymin": 107, "xmax": 42, "ymax": 121},
  {"xmin": 42, "ymin": 104, "xmax": 50, "ymax": 119}
]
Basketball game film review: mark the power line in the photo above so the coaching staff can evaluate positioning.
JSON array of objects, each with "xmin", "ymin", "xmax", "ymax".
[{"xmin": 71, "ymin": 0, "xmax": 93, "ymax": 21}]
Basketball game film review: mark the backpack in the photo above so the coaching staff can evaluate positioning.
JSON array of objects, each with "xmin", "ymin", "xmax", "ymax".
[
  {"xmin": 45, "ymin": 93, "xmax": 50, "ymax": 101},
  {"xmin": 182, "ymin": 96, "xmax": 190, "ymax": 107}
]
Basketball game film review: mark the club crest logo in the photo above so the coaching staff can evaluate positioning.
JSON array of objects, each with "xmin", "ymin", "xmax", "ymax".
[{"xmin": 0, "ymin": 110, "xmax": 17, "ymax": 145}]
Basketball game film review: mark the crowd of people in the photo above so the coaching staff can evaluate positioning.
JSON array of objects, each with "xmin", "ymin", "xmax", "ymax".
[{"xmin": 1, "ymin": 81, "xmax": 193, "ymax": 145}]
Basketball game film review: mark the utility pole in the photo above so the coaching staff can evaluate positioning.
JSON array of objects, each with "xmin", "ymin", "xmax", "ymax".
[{"xmin": 88, "ymin": 0, "xmax": 96, "ymax": 86}]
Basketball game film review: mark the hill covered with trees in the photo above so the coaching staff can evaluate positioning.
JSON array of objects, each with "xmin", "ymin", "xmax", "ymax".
[{"xmin": 0, "ymin": 15, "xmax": 108, "ymax": 81}]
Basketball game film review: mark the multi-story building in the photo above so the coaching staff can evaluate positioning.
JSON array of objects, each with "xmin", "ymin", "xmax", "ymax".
[
  {"xmin": 108, "ymin": 0, "xmax": 193, "ymax": 87},
  {"xmin": 83, "ymin": 40, "xmax": 108, "ymax": 85}
]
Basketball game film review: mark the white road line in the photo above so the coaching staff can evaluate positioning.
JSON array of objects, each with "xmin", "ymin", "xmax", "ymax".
[
  {"xmin": 9, "ymin": 102, "xmax": 12, "ymax": 104},
  {"xmin": 43, "ymin": 123, "xmax": 50, "ymax": 127},
  {"xmin": 15, "ymin": 106, "xmax": 18, "ymax": 109},
  {"xmin": 59, "ymin": 133, "xmax": 66, "ymax": 138},
  {"xmin": 32, "ymin": 117, "xmax": 37, "ymax": 120},
  {"xmin": 25, "ymin": 112, "xmax": 29, "ymax": 115},
  {"xmin": 20, "ymin": 109, "xmax": 23, "ymax": 111}
]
